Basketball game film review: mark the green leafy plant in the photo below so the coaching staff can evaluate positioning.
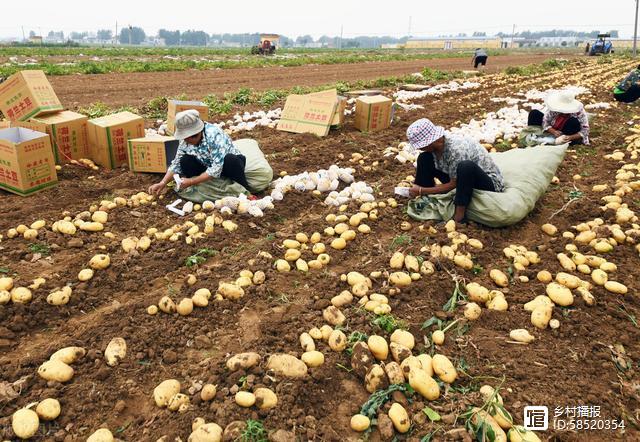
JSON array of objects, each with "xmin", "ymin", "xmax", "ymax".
[
  {"xmin": 443, "ymin": 281, "xmax": 466, "ymax": 312},
  {"xmin": 359, "ymin": 383, "xmax": 413, "ymax": 421},
  {"xmin": 184, "ymin": 248, "xmax": 217, "ymax": 267},
  {"xmin": 239, "ymin": 419, "xmax": 268, "ymax": 442},
  {"xmin": 28, "ymin": 243, "xmax": 51, "ymax": 256},
  {"xmin": 371, "ymin": 314, "xmax": 408, "ymax": 333},
  {"xmin": 461, "ymin": 379, "xmax": 511, "ymax": 442},
  {"xmin": 389, "ymin": 234, "xmax": 412, "ymax": 250},
  {"xmin": 345, "ymin": 331, "xmax": 369, "ymax": 355}
]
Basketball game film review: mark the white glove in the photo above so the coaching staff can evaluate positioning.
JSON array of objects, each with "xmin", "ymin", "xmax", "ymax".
[{"xmin": 555, "ymin": 135, "xmax": 570, "ymax": 145}]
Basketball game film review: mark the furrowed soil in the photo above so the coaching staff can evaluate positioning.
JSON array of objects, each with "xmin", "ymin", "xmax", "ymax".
[
  {"xmin": 48, "ymin": 53, "xmax": 571, "ymax": 108},
  {"xmin": 1, "ymin": 57, "xmax": 639, "ymax": 442}
]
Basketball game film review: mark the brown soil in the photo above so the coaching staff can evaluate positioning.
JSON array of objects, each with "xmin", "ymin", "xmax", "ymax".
[
  {"xmin": 1, "ymin": 58, "xmax": 639, "ymax": 442},
  {"xmin": 48, "ymin": 54, "xmax": 571, "ymax": 108}
]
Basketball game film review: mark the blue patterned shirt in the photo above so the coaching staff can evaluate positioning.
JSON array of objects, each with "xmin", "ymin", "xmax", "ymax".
[{"xmin": 169, "ymin": 123, "xmax": 241, "ymax": 178}]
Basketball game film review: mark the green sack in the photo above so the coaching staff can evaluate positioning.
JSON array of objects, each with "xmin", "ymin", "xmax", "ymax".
[
  {"xmin": 407, "ymin": 144, "xmax": 567, "ymax": 227},
  {"xmin": 176, "ymin": 138, "xmax": 273, "ymax": 203}
]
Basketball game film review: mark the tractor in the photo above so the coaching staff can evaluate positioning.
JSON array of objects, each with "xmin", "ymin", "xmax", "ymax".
[
  {"xmin": 251, "ymin": 34, "xmax": 279, "ymax": 55},
  {"xmin": 588, "ymin": 34, "xmax": 614, "ymax": 56}
]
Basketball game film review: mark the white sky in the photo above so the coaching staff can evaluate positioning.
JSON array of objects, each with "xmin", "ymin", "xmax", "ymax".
[{"xmin": 0, "ymin": 0, "xmax": 638, "ymax": 39}]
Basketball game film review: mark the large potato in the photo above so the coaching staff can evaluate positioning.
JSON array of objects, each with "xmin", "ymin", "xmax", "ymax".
[
  {"xmin": 301, "ymin": 351, "xmax": 324, "ymax": 367},
  {"xmin": 390, "ymin": 329, "xmax": 415, "ymax": 350},
  {"xmin": 531, "ymin": 305, "xmax": 552, "ymax": 329},
  {"xmin": 604, "ymin": 281, "xmax": 628, "ymax": 294},
  {"xmin": 0, "ymin": 276, "xmax": 14, "ymax": 291},
  {"xmin": 367, "ymin": 335, "xmax": 389, "ymax": 360},
  {"xmin": 188, "ymin": 423, "xmax": 223, "ymax": 442},
  {"xmin": 226, "ymin": 352, "xmax": 261, "ymax": 371},
  {"xmin": 546, "ymin": 283, "xmax": 574, "ymax": 306},
  {"xmin": 389, "ymin": 252, "xmax": 405, "ymax": 269},
  {"xmin": 331, "ymin": 290, "xmax": 353, "ymax": 307},
  {"xmin": 12, "ymin": 408, "xmax": 40, "ymax": 439},
  {"xmin": 38, "ymin": 359, "xmax": 74, "ymax": 382},
  {"xmin": 322, "ymin": 305, "xmax": 346, "ymax": 326},
  {"xmin": 328, "ymin": 329, "xmax": 347, "ymax": 352},
  {"xmin": 524, "ymin": 295, "xmax": 553, "ymax": 312},
  {"xmin": 234, "ymin": 391, "xmax": 255, "ymax": 407},
  {"xmin": 383, "ymin": 361, "xmax": 405, "ymax": 384},
  {"xmin": 46, "ymin": 286, "xmax": 72, "ymax": 306},
  {"xmin": 431, "ymin": 354, "xmax": 457, "ymax": 383},
  {"xmin": 350, "ymin": 414, "xmax": 370, "ymax": 432},
  {"xmin": 388, "ymin": 403, "xmax": 410, "ymax": 433},
  {"xmin": 87, "ymin": 428, "xmax": 114, "ymax": 442},
  {"xmin": 11, "ymin": 287, "xmax": 33, "ymax": 304},
  {"xmin": 489, "ymin": 269, "xmax": 509, "ymax": 287},
  {"xmin": 154, "ymin": 379, "xmax": 181, "ymax": 407},
  {"xmin": 254, "ymin": 387, "xmax": 278, "ymax": 410},
  {"xmin": 555, "ymin": 272, "xmax": 581, "ymax": 289},
  {"xmin": 105, "ymin": 337, "xmax": 127, "ymax": 366},
  {"xmin": 218, "ymin": 283, "xmax": 244, "ymax": 300},
  {"xmin": 464, "ymin": 302, "xmax": 482, "ymax": 320},
  {"xmin": 266, "ymin": 354, "xmax": 308, "ymax": 377},
  {"xmin": 365, "ymin": 364, "xmax": 389, "ymax": 393},
  {"xmin": 50, "ymin": 346, "xmax": 85, "ymax": 364},
  {"xmin": 409, "ymin": 367, "xmax": 440, "ymax": 400},
  {"xmin": 388, "ymin": 272, "xmax": 411, "ymax": 287},
  {"xmin": 466, "ymin": 282, "xmax": 490, "ymax": 303},
  {"xmin": 416, "ymin": 354, "xmax": 434, "ymax": 377},
  {"xmin": 36, "ymin": 398, "xmax": 61, "ymax": 420},
  {"xmin": 177, "ymin": 298, "xmax": 194, "ymax": 316}
]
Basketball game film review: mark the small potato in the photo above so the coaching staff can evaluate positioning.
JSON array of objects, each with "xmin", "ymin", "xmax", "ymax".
[
  {"xmin": 591, "ymin": 269, "xmax": 608, "ymax": 286},
  {"xmin": 78, "ymin": 268, "xmax": 94, "ymax": 282},
  {"xmin": 50, "ymin": 346, "xmax": 85, "ymax": 364},
  {"xmin": 328, "ymin": 329, "xmax": 347, "ymax": 352},
  {"xmin": 147, "ymin": 305, "xmax": 159, "ymax": 315},
  {"xmin": 87, "ymin": 428, "xmax": 114, "ymax": 442},
  {"xmin": 330, "ymin": 237, "xmax": 347, "ymax": 250},
  {"xmin": 487, "ymin": 294, "xmax": 508, "ymax": 311},
  {"xmin": 384, "ymin": 361, "xmax": 405, "ymax": 384},
  {"xmin": 226, "ymin": 352, "xmax": 261, "ymax": 371},
  {"xmin": 177, "ymin": 298, "xmax": 194, "ymax": 316},
  {"xmin": 192, "ymin": 417, "xmax": 206, "ymax": 432},
  {"xmin": 275, "ymin": 259, "xmax": 291, "ymax": 272},
  {"xmin": 320, "ymin": 325, "xmax": 333, "ymax": 341},
  {"xmin": 367, "ymin": 335, "xmax": 389, "ymax": 360},
  {"xmin": 189, "ymin": 423, "xmax": 223, "ymax": 442},
  {"xmin": 105, "ymin": 337, "xmax": 127, "ymax": 366},
  {"xmin": 192, "ymin": 292, "xmax": 209, "ymax": 307},
  {"xmin": 167, "ymin": 393, "xmax": 190, "ymax": 412},
  {"xmin": 200, "ymin": 384, "xmax": 217, "ymax": 401},
  {"xmin": 299, "ymin": 333, "xmax": 315, "ymax": 352},
  {"xmin": 464, "ymin": 302, "xmax": 482, "ymax": 320},
  {"xmin": 46, "ymin": 287, "xmax": 71, "ymax": 306},
  {"xmin": 388, "ymin": 403, "xmax": 410, "ymax": 433},
  {"xmin": 541, "ymin": 223, "xmax": 557, "ymax": 236},
  {"xmin": 235, "ymin": 391, "xmax": 256, "ymax": 407},
  {"xmin": 284, "ymin": 248, "xmax": 301, "ymax": 262},
  {"xmin": 454, "ymin": 254, "xmax": 473, "ymax": 270},
  {"xmin": 431, "ymin": 354, "xmax": 457, "ymax": 383},
  {"xmin": 92, "ymin": 210, "xmax": 109, "ymax": 223},
  {"xmin": 0, "ymin": 276, "xmax": 14, "ymax": 291},
  {"xmin": 301, "ymin": 350, "xmax": 325, "ymax": 367},
  {"xmin": 0, "ymin": 290, "xmax": 10, "ymax": 304},
  {"xmin": 89, "ymin": 254, "xmax": 111, "ymax": 270},
  {"xmin": 490, "ymin": 269, "xmax": 509, "ymax": 287},
  {"xmin": 11, "ymin": 286, "xmax": 32, "ymax": 304},
  {"xmin": 331, "ymin": 290, "xmax": 353, "ymax": 307},
  {"xmin": 431, "ymin": 330, "xmax": 445, "ymax": 345},
  {"xmin": 389, "ymin": 252, "xmax": 405, "ymax": 269},
  {"xmin": 509, "ymin": 329, "xmax": 535, "ymax": 344},
  {"xmin": 524, "ymin": 295, "xmax": 553, "ymax": 312},
  {"xmin": 388, "ymin": 272, "xmax": 411, "ymax": 287},
  {"xmin": 389, "ymin": 342, "xmax": 412, "ymax": 363},
  {"xmin": 350, "ymin": 414, "xmax": 370, "ymax": 432},
  {"xmin": 154, "ymin": 379, "xmax": 181, "ymax": 407},
  {"xmin": 36, "ymin": 398, "xmax": 61, "ymax": 420},
  {"xmin": 309, "ymin": 327, "xmax": 323, "ymax": 340},
  {"xmin": 531, "ymin": 305, "xmax": 552, "ymax": 329},
  {"xmin": 537, "ymin": 271, "xmax": 553, "ymax": 284},
  {"xmin": 252, "ymin": 271, "xmax": 266, "ymax": 285},
  {"xmin": 38, "ymin": 359, "xmax": 74, "ymax": 382},
  {"xmin": 555, "ymin": 272, "xmax": 582, "ymax": 289},
  {"xmin": 12, "ymin": 408, "xmax": 40, "ymax": 439},
  {"xmin": 254, "ymin": 387, "xmax": 278, "ymax": 410}
]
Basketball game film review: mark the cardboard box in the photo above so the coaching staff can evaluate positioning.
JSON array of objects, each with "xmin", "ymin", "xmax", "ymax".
[
  {"xmin": 167, "ymin": 100, "xmax": 209, "ymax": 135},
  {"xmin": 309, "ymin": 90, "xmax": 346, "ymax": 126},
  {"xmin": 128, "ymin": 136, "xmax": 179, "ymax": 173},
  {"xmin": 16, "ymin": 111, "xmax": 89, "ymax": 164},
  {"xmin": 0, "ymin": 70, "xmax": 63, "ymax": 121},
  {"xmin": 277, "ymin": 89, "xmax": 338, "ymax": 137},
  {"xmin": 87, "ymin": 111, "xmax": 145, "ymax": 169},
  {"xmin": 0, "ymin": 127, "xmax": 58, "ymax": 196},
  {"xmin": 354, "ymin": 95, "xmax": 393, "ymax": 132}
]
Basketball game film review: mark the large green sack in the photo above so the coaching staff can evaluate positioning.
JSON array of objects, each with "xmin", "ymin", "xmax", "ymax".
[
  {"xmin": 176, "ymin": 138, "xmax": 273, "ymax": 203},
  {"xmin": 407, "ymin": 144, "xmax": 567, "ymax": 227}
]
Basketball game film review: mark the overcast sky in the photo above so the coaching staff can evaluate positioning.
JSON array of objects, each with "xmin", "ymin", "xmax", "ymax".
[{"xmin": 1, "ymin": 0, "xmax": 638, "ymax": 39}]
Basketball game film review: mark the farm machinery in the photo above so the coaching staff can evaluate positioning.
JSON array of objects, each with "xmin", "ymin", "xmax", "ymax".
[
  {"xmin": 251, "ymin": 34, "xmax": 279, "ymax": 55},
  {"xmin": 589, "ymin": 34, "xmax": 614, "ymax": 56}
]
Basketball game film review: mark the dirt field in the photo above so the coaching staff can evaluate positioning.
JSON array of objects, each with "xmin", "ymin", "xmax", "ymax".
[
  {"xmin": 1, "ymin": 57, "xmax": 640, "ymax": 442},
  {"xmin": 49, "ymin": 53, "xmax": 570, "ymax": 108}
]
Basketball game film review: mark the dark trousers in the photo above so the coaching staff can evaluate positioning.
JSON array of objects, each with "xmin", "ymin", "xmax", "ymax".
[
  {"xmin": 474, "ymin": 56, "xmax": 488, "ymax": 68},
  {"xmin": 180, "ymin": 153, "xmax": 250, "ymax": 189},
  {"xmin": 416, "ymin": 152, "xmax": 496, "ymax": 207},
  {"xmin": 527, "ymin": 109, "xmax": 581, "ymax": 136},
  {"xmin": 614, "ymin": 85, "xmax": 640, "ymax": 103}
]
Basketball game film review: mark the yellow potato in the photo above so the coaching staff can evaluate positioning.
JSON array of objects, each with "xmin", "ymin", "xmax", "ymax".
[
  {"xmin": 323, "ymin": 305, "xmax": 346, "ymax": 326},
  {"xmin": 524, "ymin": 295, "xmax": 553, "ymax": 312},
  {"xmin": 431, "ymin": 354, "xmax": 457, "ymax": 383},
  {"xmin": 36, "ymin": 398, "xmax": 61, "ymax": 421},
  {"xmin": 466, "ymin": 282, "xmax": 490, "ymax": 303},
  {"xmin": 50, "ymin": 346, "xmax": 85, "ymax": 364},
  {"xmin": 408, "ymin": 367, "xmax": 440, "ymax": 400},
  {"xmin": 350, "ymin": 414, "xmax": 371, "ymax": 432},
  {"xmin": 388, "ymin": 403, "xmax": 410, "ymax": 433},
  {"xmin": 235, "ymin": 391, "xmax": 256, "ymax": 407},
  {"xmin": 556, "ymin": 253, "xmax": 576, "ymax": 271},
  {"xmin": 389, "ymin": 252, "xmax": 405, "ymax": 269},
  {"xmin": 275, "ymin": 259, "xmax": 291, "ymax": 272},
  {"xmin": 89, "ymin": 254, "xmax": 111, "ymax": 270},
  {"xmin": 365, "ymin": 364, "xmax": 388, "ymax": 393},
  {"xmin": 105, "ymin": 337, "xmax": 127, "ymax": 366},
  {"xmin": 11, "ymin": 287, "xmax": 33, "ymax": 304},
  {"xmin": 604, "ymin": 281, "xmax": 628, "ymax": 294},
  {"xmin": 330, "ymin": 237, "xmax": 347, "ymax": 250},
  {"xmin": 254, "ymin": 387, "xmax": 278, "ymax": 410},
  {"xmin": 218, "ymin": 283, "xmax": 244, "ymax": 300},
  {"xmin": 299, "ymin": 333, "xmax": 315, "ymax": 352},
  {"xmin": 390, "ymin": 329, "xmax": 415, "ymax": 350},
  {"xmin": 12, "ymin": 408, "xmax": 40, "ymax": 439},
  {"xmin": 167, "ymin": 393, "xmax": 190, "ymax": 412},
  {"xmin": 78, "ymin": 268, "xmax": 94, "ymax": 282},
  {"xmin": 154, "ymin": 379, "xmax": 181, "ymax": 407},
  {"xmin": 189, "ymin": 423, "xmax": 223, "ymax": 442},
  {"xmin": 509, "ymin": 329, "xmax": 535, "ymax": 343},
  {"xmin": 464, "ymin": 302, "xmax": 482, "ymax": 320},
  {"xmin": 367, "ymin": 335, "xmax": 389, "ymax": 360},
  {"xmin": 487, "ymin": 294, "xmax": 508, "ymax": 311},
  {"xmin": 546, "ymin": 282, "xmax": 574, "ymax": 306},
  {"xmin": 46, "ymin": 287, "xmax": 71, "ymax": 306},
  {"xmin": 57, "ymin": 220, "xmax": 77, "ymax": 235},
  {"xmin": 555, "ymin": 272, "xmax": 581, "ymax": 289},
  {"xmin": 200, "ymin": 384, "xmax": 217, "ymax": 401},
  {"xmin": 301, "ymin": 351, "xmax": 324, "ymax": 367},
  {"xmin": 38, "ymin": 359, "xmax": 74, "ymax": 382},
  {"xmin": 431, "ymin": 330, "xmax": 445, "ymax": 345},
  {"xmin": 508, "ymin": 426, "xmax": 541, "ymax": 442},
  {"xmin": 454, "ymin": 254, "xmax": 473, "ymax": 270},
  {"xmin": 490, "ymin": 269, "xmax": 509, "ymax": 287},
  {"xmin": 158, "ymin": 296, "xmax": 176, "ymax": 313},
  {"xmin": 388, "ymin": 272, "xmax": 411, "ymax": 287},
  {"xmin": 591, "ymin": 269, "xmax": 608, "ymax": 286},
  {"xmin": 328, "ymin": 329, "xmax": 347, "ymax": 352},
  {"xmin": 531, "ymin": 305, "xmax": 552, "ymax": 329},
  {"xmin": 541, "ymin": 223, "xmax": 557, "ymax": 236},
  {"xmin": 471, "ymin": 408, "xmax": 507, "ymax": 442}
]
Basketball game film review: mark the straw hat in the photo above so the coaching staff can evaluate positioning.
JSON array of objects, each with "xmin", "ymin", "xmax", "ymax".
[
  {"xmin": 174, "ymin": 109, "xmax": 205, "ymax": 140},
  {"xmin": 545, "ymin": 90, "xmax": 583, "ymax": 114},
  {"xmin": 407, "ymin": 118, "xmax": 445, "ymax": 150}
]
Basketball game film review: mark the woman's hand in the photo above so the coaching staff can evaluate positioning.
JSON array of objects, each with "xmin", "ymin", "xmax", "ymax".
[
  {"xmin": 148, "ymin": 181, "xmax": 166, "ymax": 196},
  {"xmin": 409, "ymin": 185, "xmax": 424, "ymax": 197},
  {"xmin": 548, "ymin": 128, "xmax": 562, "ymax": 137},
  {"xmin": 179, "ymin": 178, "xmax": 194, "ymax": 190}
]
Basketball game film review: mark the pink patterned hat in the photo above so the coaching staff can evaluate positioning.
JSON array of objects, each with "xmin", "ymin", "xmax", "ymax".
[{"xmin": 407, "ymin": 118, "xmax": 445, "ymax": 149}]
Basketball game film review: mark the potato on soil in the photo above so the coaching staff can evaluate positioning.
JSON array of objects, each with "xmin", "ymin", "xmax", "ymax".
[
  {"xmin": 38, "ymin": 359, "xmax": 74, "ymax": 382},
  {"xmin": 12, "ymin": 408, "xmax": 40, "ymax": 439},
  {"xmin": 546, "ymin": 283, "xmax": 574, "ymax": 306},
  {"xmin": 266, "ymin": 354, "xmax": 308, "ymax": 378},
  {"xmin": 390, "ymin": 329, "xmax": 415, "ymax": 350},
  {"xmin": 89, "ymin": 254, "xmax": 110, "ymax": 270},
  {"xmin": 328, "ymin": 329, "xmax": 347, "ymax": 352},
  {"xmin": 389, "ymin": 272, "xmax": 411, "ymax": 287},
  {"xmin": 509, "ymin": 329, "xmax": 535, "ymax": 344},
  {"xmin": 105, "ymin": 337, "xmax": 127, "ymax": 366},
  {"xmin": 158, "ymin": 296, "xmax": 176, "ymax": 313},
  {"xmin": 383, "ymin": 361, "xmax": 405, "ymax": 384},
  {"xmin": 254, "ymin": 387, "xmax": 278, "ymax": 409},
  {"xmin": 154, "ymin": 379, "xmax": 181, "ymax": 407},
  {"xmin": 167, "ymin": 393, "xmax": 190, "ymax": 411},
  {"xmin": 87, "ymin": 428, "xmax": 114, "ymax": 442},
  {"xmin": 235, "ymin": 391, "xmax": 256, "ymax": 407},
  {"xmin": 200, "ymin": 384, "xmax": 217, "ymax": 401},
  {"xmin": 188, "ymin": 423, "xmax": 223, "ymax": 442},
  {"xmin": 226, "ymin": 352, "xmax": 261, "ymax": 371},
  {"xmin": 11, "ymin": 286, "xmax": 32, "ymax": 304},
  {"xmin": 350, "ymin": 342, "xmax": 374, "ymax": 378},
  {"xmin": 490, "ymin": 269, "xmax": 509, "ymax": 287},
  {"xmin": 350, "ymin": 414, "xmax": 370, "ymax": 432},
  {"xmin": 365, "ymin": 364, "xmax": 389, "ymax": 393},
  {"xmin": 301, "ymin": 350, "xmax": 325, "ymax": 367},
  {"xmin": 431, "ymin": 330, "xmax": 445, "ymax": 345},
  {"xmin": 432, "ymin": 354, "xmax": 457, "ymax": 383},
  {"xmin": 388, "ymin": 403, "xmax": 410, "ymax": 433},
  {"xmin": 322, "ymin": 305, "xmax": 346, "ymax": 326},
  {"xmin": 0, "ymin": 276, "xmax": 13, "ymax": 291},
  {"xmin": 508, "ymin": 426, "xmax": 541, "ymax": 442},
  {"xmin": 50, "ymin": 346, "xmax": 85, "ymax": 364},
  {"xmin": 36, "ymin": 398, "xmax": 61, "ymax": 420},
  {"xmin": 409, "ymin": 367, "xmax": 440, "ymax": 400},
  {"xmin": 389, "ymin": 342, "xmax": 412, "ymax": 363},
  {"xmin": 465, "ymin": 302, "xmax": 482, "ymax": 319},
  {"xmin": 466, "ymin": 282, "xmax": 490, "ymax": 303},
  {"xmin": 177, "ymin": 298, "xmax": 194, "ymax": 315},
  {"xmin": 471, "ymin": 408, "xmax": 507, "ymax": 442},
  {"xmin": 78, "ymin": 268, "xmax": 94, "ymax": 281},
  {"xmin": 367, "ymin": 335, "xmax": 389, "ymax": 360}
]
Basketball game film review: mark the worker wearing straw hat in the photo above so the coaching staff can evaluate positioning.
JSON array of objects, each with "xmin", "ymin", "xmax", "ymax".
[
  {"xmin": 149, "ymin": 110, "xmax": 252, "ymax": 197},
  {"xmin": 406, "ymin": 118, "xmax": 504, "ymax": 224},
  {"xmin": 527, "ymin": 90, "xmax": 590, "ymax": 145}
]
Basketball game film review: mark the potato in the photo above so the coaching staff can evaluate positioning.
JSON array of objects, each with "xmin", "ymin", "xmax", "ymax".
[
  {"xmin": 36, "ymin": 398, "xmax": 61, "ymax": 421},
  {"xmin": 266, "ymin": 354, "xmax": 308, "ymax": 377},
  {"xmin": 382, "ymin": 361, "xmax": 404, "ymax": 384},
  {"xmin": 254, "ymin": 387, "xmax": 278, "ymax": 410},
  {"xmin": 365, "ymin": 364, "xmax": 388, "ymax": 393},
  {"xmin": 467, "ymin": 238, "xmax": 483, "ymax": 249},
  {"xmin": 308, "ymin": 327, "xmax": 323, "ymax": 340},
  {"xmin": 330, "ymin": 237, "xmax": 347, "ymax": 250},
  {"xmin": 490, "ymin": 269, "xmax": 509, "ymax": 287},
  {"xmin": 92, "ymin": 210, "xmax": 108, "ymax": 223},
  {"xmin": 299, "ymin": 333, "xmax": 315, "ymax": 352},
  {"xmin": 80, "ymin": 221, "xmax": 104, "ymax": 232},
  {"xmin": 350, "ymin": 414, "xmax": 370, "ymax": 432},
  {"xmin": 284, "ymin": 248, "xmax": 301, "ymax": 262},
  {"xmin": 283, "ymin": 239, "xmax": 300, "ymax": 249},
  {"xmin": 235, "ymin": 391, "xmax": 256, "ymax": 407},
  {"xmin": 0, "ymin": 290, "xmax": 10, "ymax": 304},
  {"xmin": 105, "ymin": 337, "xmax": 127, "ymax": 366},
  {"xmin": 594, "ymin": 241, "xmax": 613, "ymax": 253},
  {"xmin": 509, "ymin": 329, "xmax": 535, "ymax": 344},
  {"xmin": 226, "ymin": 352, "xmax": 261, "ymax": 371},
  {"xmin": 367, "ymin": 335, "xmax": 389, "ymax": 360},
  {"xmin": 576, "ymin": 286, "xmax": 595, "ymax": 306},
  {"xmin": 416, "ymin": 354, "xmax": 434, "ymax": 377},
  {"xmin": 89, "ymin": 254, "xmax": 110, "ymax": 270},
  {"xmin": 12, "ymin": 408, "xmax": 40, "ymax": 439},
  {"xmin": 47, "ymin": 286, "xmax": 71, "ymax": 305},
  {"xmin": 454, "ymin": 254, "xmax": 473, "ymax": 270},
  {"xmin": 600, "ymin": 262, "xmax": 617, "ymax": 272},
  {"xmin": 301, "ymin": 350, "xmax": 325, "ymax": 367},
  {"xmin": 78, "ymin": 268, "xmax": 94, "ymax": 282},
  {"xmin": 604, "ymin": 281, "xmax": 628, "ymax": 294},
  {"xmin": 555, "ymin": 272, "xmax": 581, "ymax": 289},
  {"xmin": 389, "ymin": 342, "xmax": 412, "ymax": 363},
  {"xmin": 331, "ymin": 290, "xmax": 353, "ymax": 307},
  {"xmin": 400, "ymin": 356, "xmax": 422, "ymax": 377},
  {"xmin": 11, "ymin": 286, "xmax": 32, "ymax": 304},
  {"xmin": 389, "ymin": 252, "xmax": 405, "ymax": 269},
  {"xmin": 192, "ymin": 292, "xmax": 209, "ymax": 307},
  {"xmin": 531, "ymin": 305, "xmax": 552, "ymax": 329},
  {"xmin": 508, "ymin": 426, "xmax": 542, "ymax": 442},
  {"xmin": 0, "ymin": 276, "xmax": 14, "ymax": 291},
  {"xmin": 57, "ymin": 220, "xmax": 77, "ymax": 235},
  {"xmin": 317, "ymin": 253, "xmax": 331, "ymax": 265},
  {"xmin": 323, "ymin": 305, "xmax": 346, "ymax": 326},
  {"xmin": 480, "ymin": 384, "xmax": 503, "ymax": 405},
  {"xmin": 556, "ymin": 253, "xmax": 576, "ymax": 271},
  {"xmin": 23, "ymin": 228, "xmax": 38, "ymax": 240},
  {"xmin": 252, "ymin": 271, "xmax": 266, "ymax": 285},
  {"xmin": 432, "ymin": 354, "xmax": 457, "ymax": 383},
  {"xmin": 200, "ymin": 384, "xmax": 217, "ymax": 401},
  {"xmin": 546, "ymin": 282, "xmax": 574, "ymax": 306},
  {"xmin": 431, "ymin": 330, "xmax": 445, "ymax": 345},
  {"xmin": 466, "ymin": 282, "xmax": 490, "ymax": 303},
  {"xmin": 154, "ymin": 379, "xmax": 181, "ymax": 407},
  {"xmin": 320, "ymin": 325, "xmax": 333, "ymax": 341},
  {"xmin": 541, "ymin": 223, "xmax": 557, "ymax": 236},
  {"xmin": 524, "ymin": 295, "xmax": 553, "ymax": 312},
  {"xmin": 158, "ymin": 296, "xmax": 176, "ymax": 313},
  {"xmin": 591, "ymin": 269, "xmax": 608, "ymax": 286},
  {"xmin": 167, "ymin": 393, "xmax": 190, "ymax": 411},
  {"xmin": 192, "ymin": 417, "xmax": 206, "ymax": 432},
  {"xmin": 218, "ymin": 283, "xmax": 244, "ymax": 300},
  {"xmin": 188, "ymin": 423, "xmax": 223, "ymax": 442},
  {"xmin": 388, "ymin": 403, "xmax": 410, "ymax": 433},
  {"xmin": 389, "ymin": 272, "xmax": 411, "ymax": 287},
  {"xmin": 50, "ymin": 346, "xmax": 85, "ymax": 364},
  {"xmin": 121, "ymin": 236, "xmax": 138, "ymax": 253},
  {"xmin": 328, "ymin": 329, "xmax": 347, "ymax": 352},
  {"xmin": 471, "ymin": 408, "xmax": 507, "ymax": 442},
  {"xmin": 390, "ymin": 329, "xmax": 414, "ymax": 350},
  {"xmin": 38, "ymin": 359, "xmax": 74, "ymax": 382},
  {"xmin": 138, "ymin": 236, "xmax": 151, "ymax": 251},
  {"xmin": 409, "ymin": 367, "xmax": 440, "ymax": 400},
  {"xmin": 87, "ymin": 428, "xmax": 114, "ymax": 442},
  {"xmin": 176, "ymin": 298, "xmax": 194, "ymax": 316}
]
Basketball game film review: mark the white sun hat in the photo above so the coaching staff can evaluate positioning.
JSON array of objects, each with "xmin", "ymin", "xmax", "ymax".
[
  {"xmin": 173, "ymin": 109, "xmax": 205, "ymax": 140},
  {"xmin": 545, "ymin": 90, "xmax": 583, "ymax": 114}
]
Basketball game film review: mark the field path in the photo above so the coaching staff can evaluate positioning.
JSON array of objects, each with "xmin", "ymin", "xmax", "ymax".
[{"xmin": 50, "ymin": 53, "xmax": 570, "ymax": 108}]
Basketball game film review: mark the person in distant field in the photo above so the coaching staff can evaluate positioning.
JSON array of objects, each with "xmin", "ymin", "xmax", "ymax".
[
  {"xmin": 148, "ymin": 110, "xmax": 254, "ymax": 197},
  {"xmin": 472, "ymin": 48, "xmax": 488, "ymax": 69},
  {"xmin": 406, "ymin": 118, "xmax": 505, "ymax": 223},
  {"xmin": 613, "ymin": 65, "xmax": 640, "ymax": 103},
  {"xmin": 527, "ymin": 90, "xmax": 590, "ymax": 145},
  {"xmin": 585, "ymin": 42, "xmax": 591, "ymax": 54}
]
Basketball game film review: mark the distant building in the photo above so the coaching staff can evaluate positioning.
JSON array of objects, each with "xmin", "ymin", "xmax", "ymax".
[
  {"xmin": 28, "ymin": 36, "xmax": 43, "ymax": 45},
  {"xmin": 381, "ymin": 43, "xmax": 401, "ymax": 49},
  {"xmin": 537, "ymin": 36, "xmax": 583, "ymax": 47},
  {"xmin": 404, "ymin": 36, "xmax": 510, "ymax": 50}
]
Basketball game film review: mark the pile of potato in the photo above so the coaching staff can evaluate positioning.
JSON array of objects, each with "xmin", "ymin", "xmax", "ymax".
[
  {"xmin": 38, "ymin": 346, "xmax": 85, "ymax": 383},
  {"xmin": 11, "ymin": 398, "xmax": 61, "ymax": 439},
  {"xmin": 0, "ymin": 276, "xmax": 35, "ymax": 305}
]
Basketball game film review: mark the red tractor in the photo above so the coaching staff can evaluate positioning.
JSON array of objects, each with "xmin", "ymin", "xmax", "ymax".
[{"xmin": 251, "ymin": 34, "xmax": 279, "ymax": 55}]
